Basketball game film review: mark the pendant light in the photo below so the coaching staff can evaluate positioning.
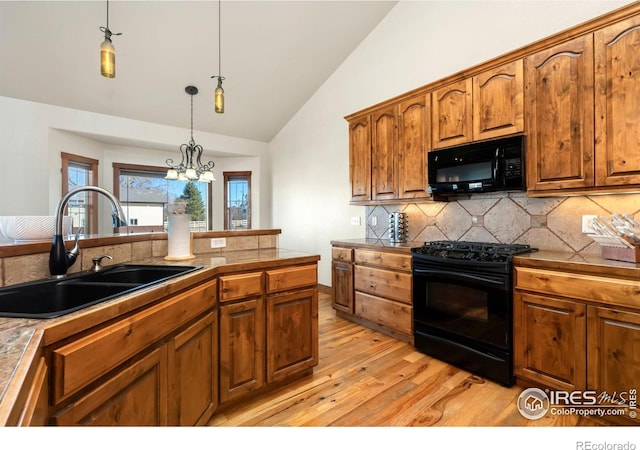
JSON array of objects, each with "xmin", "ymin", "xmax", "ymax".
[
  {"xmin": 166, "ymin": 86, "xmax": 216, "ymax": 183},
  {"xmin": 99, "ymin": 0, "xmax": 122, "ymax": 78},
  {"xmin": 210, "ymin": 0, "xmax": 225, "ymax": 113}
]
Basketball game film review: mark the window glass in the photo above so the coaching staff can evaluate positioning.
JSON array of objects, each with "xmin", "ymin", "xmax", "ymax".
[
  {"xmin": 117, "ymin": 168, "xmax": 209, "ymax": 232},
  {"xmin": 224, "ymin": 172, "xmax": 251, "ymax": 230}
]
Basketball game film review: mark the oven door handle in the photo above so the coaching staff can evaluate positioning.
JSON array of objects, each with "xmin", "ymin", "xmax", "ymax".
[{"xmin": 413, "ymin": 268, "xmax": 507, "ymax": 288}]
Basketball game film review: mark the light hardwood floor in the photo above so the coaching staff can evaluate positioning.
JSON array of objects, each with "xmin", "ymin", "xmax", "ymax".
[{"xmin": 208, "ymin": 293, "xmax": 607, "ymax": 427}]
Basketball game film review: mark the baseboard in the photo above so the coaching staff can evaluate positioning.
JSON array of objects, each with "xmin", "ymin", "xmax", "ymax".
[{"xmin": 318, "ymin": 284, "xmax": 332, "ymax": 295}]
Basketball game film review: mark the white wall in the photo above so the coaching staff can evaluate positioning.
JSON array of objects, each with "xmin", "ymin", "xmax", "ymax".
[
  {"xmin": 0, "ymin": 95, "xmax": 269, "ymax": 232},
  {"xmin": 269, "ymin": 0, "xmax": 633, "ymax": 286}
]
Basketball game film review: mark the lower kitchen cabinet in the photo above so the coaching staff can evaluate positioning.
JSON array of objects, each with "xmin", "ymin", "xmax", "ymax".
[
  {"xmin": 331, "ymin": 246, "xmax": 354, "ymax": 313},
  {"xmin": 331, "ymin": 244, "xmax": 413, "ymax": 343},
  {"xmin": 168, "ymin": 311, "xmax": 218, "ymax": 426},
  {"xmin": 4, "ymin": 355, "xmax": 49, "ymax": 426},
  {"xmin": 267, "ymin": 288, "xmax": 318, "ymax": 383},
  {"xmin": 513, "ymin": 292, "xmax": 587, "ymax": 391},
  {"xmin": 50, "ymin": 279, "xmax": 218, "ymax": 426},
  {"xmin": 587, "ymin": 306, "xmax": 640, "ymax": 397},
  {"xmin": 514, "ymin": 262, "xmax": 640, "ymax": 424},
  {"xmin": 219, "ymin": 297, "xmax": 265, "ymax": 403},
  {"xmin": 55, "ymin": 347, "xmax": 168, "ymax": 426}
]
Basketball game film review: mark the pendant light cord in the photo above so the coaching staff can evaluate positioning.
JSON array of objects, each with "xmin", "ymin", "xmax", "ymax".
[
  {"xmin": 218, "ymin": 0, "xmax": 221, "ymax": 77},
  {"xmin": 190, "ymin": 93, "xmax": 194, "ymax": 143}
]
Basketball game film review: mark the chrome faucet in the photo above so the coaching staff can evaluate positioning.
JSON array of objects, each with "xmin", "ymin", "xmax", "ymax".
[{"xmin": 49, "ymin": 186, "xmax": 128, "ymax": 276}]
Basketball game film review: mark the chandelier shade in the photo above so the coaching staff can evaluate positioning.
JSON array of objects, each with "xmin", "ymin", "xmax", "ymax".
[{"xmin": 166, "ymin": 86, "xmax": 216, "ymax": 183}]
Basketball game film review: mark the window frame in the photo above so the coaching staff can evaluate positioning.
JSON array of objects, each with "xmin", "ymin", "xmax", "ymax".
[
  {"xmin": 61, "ymin": 152, "xmax": 99, "ymax": 234},
  {"xmin": 223, "ymin": 171, "xmax": 252, "ymax": 230}
]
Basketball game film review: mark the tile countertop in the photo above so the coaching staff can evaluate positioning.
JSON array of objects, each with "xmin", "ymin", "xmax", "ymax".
[{"xmin": 0, "ymin": 248, "xmax": 320, "ymax": 419}]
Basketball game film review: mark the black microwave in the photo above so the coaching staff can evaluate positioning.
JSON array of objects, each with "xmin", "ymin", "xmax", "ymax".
[{"xmin": 428, "ymin": 135, "xmax": 525, "ymax": 195}]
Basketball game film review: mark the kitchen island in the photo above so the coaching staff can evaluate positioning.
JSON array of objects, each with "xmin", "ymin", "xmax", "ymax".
[{"xmin": 0, "ymin": 231, "xmax": 320, "ymax": 426}]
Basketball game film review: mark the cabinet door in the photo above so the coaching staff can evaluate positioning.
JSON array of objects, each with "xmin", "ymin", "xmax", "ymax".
[
  {"xmin": 8, "ymin": 356, "xmax": 49, "ymax": 426},
  {"xmin": 266, "ymin": 288, "xmax": 318, "ymax": 383},
  {"xmin": 348, "ymin": 114, "xmax": 371, "ymax": 202},
  {"xmin": 525, "ymin": 35, "xmax": 595, "ymax": 192},
  {"xmin": 371, "ymin": 106, "xmax": 398, "ymax": 200},
  {"xmin": 431, "ymin": 78, "xmax": 472, "ymax": 149},
  {"xmin": 54, "ymin": 347, "xmax": 168, "ymax": 426},
  {"xmin": 473, "ymin": 60, "xmax": 524, "ymax": 140},
  {"xmin": 595, "ymin": 14, "xmax": 640, "ymax": 186},
  {"xmin": 332, "ymin": 260, "xmax": 353, "ymax": 314},
  {"xmin": 219, "ymin": 298, "xmax": 265, "ymax": 403},
  {"xmin": 513, "ymin": 292, "xmax": 586, "ymax": 391},
  {"xmin": 398, "ymin": 93, "xmax": 431, "ymax": 199},
  {"xmin": 167, "ymin": 312, "xmax": 217, "ymax": 426},
  {"xmin": 587, "ymin": 306, "xmax": 640, "ymax": 406}
]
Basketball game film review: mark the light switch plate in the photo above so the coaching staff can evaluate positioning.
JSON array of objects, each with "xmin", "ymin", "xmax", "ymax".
[{"xmin": 350, "ymin": 217, "xmax": 361, "ymax": 226}]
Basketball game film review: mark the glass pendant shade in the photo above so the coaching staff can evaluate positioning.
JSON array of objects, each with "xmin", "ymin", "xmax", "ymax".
[
  {"xmin": 185, "ymin": 168, "xmax": 198, "ymax": 180},
  {"xmin": 100, "ymin": 38, "xmax": 116, "ymax": 78},
  {"xmin": 215, "ymin": 83, "xmax": 224, "ymax": 114},
  {"xmin": 165, "ymin": 169, "xmax": 178, "ymax": 180}
]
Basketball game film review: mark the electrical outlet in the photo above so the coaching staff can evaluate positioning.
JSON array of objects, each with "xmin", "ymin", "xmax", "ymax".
[
  {"xmin": 210, "ymin": 238, "xmax": 226, "ymax": 248},
  {"xmin": 371, "ymin": 216, "xmax": 378, "ymax": 226},
  {"xmin": 350, "ymin": 217, "xmax": 361, "ymax": 226},
  {"xmin": 581, "ymin": 215, "xmax": 597, "ymax": 234}
]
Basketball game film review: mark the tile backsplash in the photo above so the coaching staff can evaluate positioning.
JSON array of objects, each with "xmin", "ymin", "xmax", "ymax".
[{"xmin": 366, "ymin": 192, "xmax": 640, "ymax": 255}]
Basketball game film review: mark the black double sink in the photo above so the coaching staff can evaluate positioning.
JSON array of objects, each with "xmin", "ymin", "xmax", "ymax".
[{"xmin": 0, "ymin": 264, "xmax": 202, "ymax": 319}]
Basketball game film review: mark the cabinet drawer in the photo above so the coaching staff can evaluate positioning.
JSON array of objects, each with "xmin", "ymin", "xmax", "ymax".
[
  {"xmin": 354, "ymin": 265, "xmax": 412, "ymax": 304},
  {"xmin": 354, "ymin": 249, "xmax": 411, "ymax": 271},
  {"xmin": 332, "ymin": 247, "xmax": 353, "ymax": 262},
  {"xmin": 266, "ymin": 265, "xmax": 317, "ymax": 294},
  {"xmin": 355, "ymin": 292, "xmax": 412, "ymax": 336},
  {"xmin": 219, "ymin": 272, "xmax": 263, "ymax": 302},
  {"xmin": 514, "ymin": 267, "xmax": 640, "ymax": 310},
  {"xmin": 52, "ymin": 281, "xmax": 216, "ymax": 405}
]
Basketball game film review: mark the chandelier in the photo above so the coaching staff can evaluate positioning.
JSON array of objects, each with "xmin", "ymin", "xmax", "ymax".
[{"xmin": 165, "ymin": 86, "xmax": 216, "ymax": 183}]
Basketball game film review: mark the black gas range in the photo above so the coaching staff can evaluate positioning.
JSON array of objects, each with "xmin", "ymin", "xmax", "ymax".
[{"xmin": 411, "ymin": 240, "xmax": 536, "ymax": 386}]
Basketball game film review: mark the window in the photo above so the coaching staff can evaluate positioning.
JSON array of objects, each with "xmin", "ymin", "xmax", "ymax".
[
  {"xmin": 61, "ymin": 152, "xmax": 99, "ymax": 234},
  {"xmin": 224, "ymin": 171, "xmax": 251, "ymax": 230},
  {"xmin": 113, "ymin": 163, "xmax": 210, "ymax": 232}
]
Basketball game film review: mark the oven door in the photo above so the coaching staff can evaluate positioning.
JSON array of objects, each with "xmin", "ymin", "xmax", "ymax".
[{"xmin": 412, "ymin": 264, "xmax": 511, "ymax": 350}]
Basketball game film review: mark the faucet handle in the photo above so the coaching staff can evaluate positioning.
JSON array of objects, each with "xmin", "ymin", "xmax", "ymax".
[{"xmin": 91, "ymin": 255, "xmax": 113, "ymax": 272}]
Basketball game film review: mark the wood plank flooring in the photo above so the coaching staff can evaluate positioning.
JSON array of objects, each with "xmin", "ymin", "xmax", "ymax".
[{"xmin": 208, "ymin": 293, "xmax": 607, "ymax": 427}]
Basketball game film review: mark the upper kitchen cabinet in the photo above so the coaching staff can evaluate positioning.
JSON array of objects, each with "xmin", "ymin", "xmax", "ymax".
[
  {"xmin": 398, "ymin": 94, "xmax": 431, "ymax": 199},
  {"xmin": 347, "ymin": 93, "xmax": 432, "ymax": 204},
  {"xmin": 431, "ymin": 78, "xmax": 472, "ymax": 149},
  {"xmin": 525, "ymin": 35, "xmax": 595, "ymax": 193},
  {"xmin": 595, "ymin": 14, "xmax": 640, "ymax": 187},
  {"xmin": 432, "ymin": 61, "xmax": 524, "ymax": 149},
  {"xmin": 348, "ymin": 114, "xmax": 371, "ymax": 203},
  {"xmin": 472, "ymin": 60, "xmax": 524, "ymax": 141},
  {"xmin": 371, "ymin": 105, "xmax": 399, "ymax": 201}
]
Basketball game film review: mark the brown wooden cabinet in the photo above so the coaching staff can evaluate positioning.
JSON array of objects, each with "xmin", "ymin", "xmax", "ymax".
[
  {"xmin": 55, "ymin": 347, "xmax": 168, "ymax": 426},
  {"xmin": 398, "ymin": 94, "xmax": 431, "ymax": 199},
  {"xmin": 587, "ymin": 306, "xmax": 640, "ymax": 398},
  {"xmin": 347, "ymin": 95, "xmax": 432, "ymax": 203},
  {"xmin": 371, "ymin": 105, "xmax": 398, "ymax": 200},
  {"xmin": 167, "ymin": 311, "xmax": 218, "ymax": 426},
  {"xmin": 331, "ymin": 246, "xmax": 354, "ymax": 313},
  {"xmin": 50, "ymin": 279, "xmax": 218, "ymax": 426},
  {"xmin": 473, "ymin": 60, "xmax": 524, "ymax": 141},
  {"xmin": 525, "ymin": 35, "xmax": 595, "ymax": 192},
  {"xmin": 432, "ymin": 78, "xmax": 473, "ymax": 149},
  {"xmin": 514, "ymin": 262, "xmax": 640, "ymax": 423},
  {"xmin": 219, "ymin": 264, "xmax": 319, "ymax": 404},
  {"xmin": 341, "ymin": 247, "xmax": 413, "ymax": 343},
  {"xmin": 513, "ymin": 291, "xmax": 587, "ymax": 391},
  {"xmin": 595, "ymin": 14, "xmax": 640, "ymax": 187},
  {"xmin": 4, "ymin": 355, "xmax": 49, "ymax": 426},
  {"xmin": 219, "ymin": 272, "xmax": 265, "ymax": 404},
  {"xmin": 348, "ymin": 114, "xmax": 371, "ymax": 202}
]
